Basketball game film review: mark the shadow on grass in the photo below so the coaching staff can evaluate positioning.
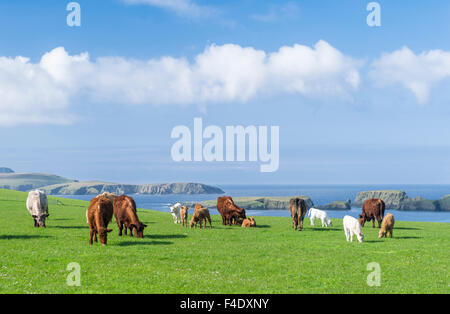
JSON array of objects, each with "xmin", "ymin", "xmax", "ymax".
[
  {"xmin": 394, "ymin": 227, "xmax": 421, "ymax": 230},
  {"xmin": 393, "ymin": 236, "xmax": 423, "ymax": 239},
  {"xmin": 307, "ymin": 227, "xmax": 340, "ymax": 231},
  {"xmin": 148, "ymin": 234, "xmax": 187, "ymax": 239},
  {"xmin": 0, "ymin": 234, "xmax": 53, "ymax": 240},
  {"xmin": 49, "ymin": 226, "xmax": 88, "ymax": 229},
  {"xmin": 256, "ymin": 225, "xmax": 271, "ymax": 229},
  {"xmin": 364, "ymin": 240, "xmax": 384, "ymax": 243},
  {"xmin": 115, "ymin": 240, "xmax": 173, "ymax": 247},
  {"xmin": 51, "ymin": 218, "xmax": 73, "ymax": 221}
]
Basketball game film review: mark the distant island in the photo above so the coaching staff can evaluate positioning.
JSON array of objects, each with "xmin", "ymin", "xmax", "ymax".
[
  {"xmin": 354, "ymin": 190, "xmax": 450, "ymax": 211},
  {"xmin": 0, "ymin": 168, "xmax": 224, "ymax": 195}
]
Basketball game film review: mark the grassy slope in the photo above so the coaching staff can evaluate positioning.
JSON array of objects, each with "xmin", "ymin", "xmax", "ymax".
[
  {"xmin": 0, "ymin": 189, "xmax": 448, "ymax": 294},
  {"xmin": 0, "ymin": 173, "xmax": 74, "ymax": 190}
]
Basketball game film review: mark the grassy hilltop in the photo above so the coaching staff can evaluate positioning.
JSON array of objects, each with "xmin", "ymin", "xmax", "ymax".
[{"xmin": 0, "ymin": 188, "xmax": 448, "ymax": 294}]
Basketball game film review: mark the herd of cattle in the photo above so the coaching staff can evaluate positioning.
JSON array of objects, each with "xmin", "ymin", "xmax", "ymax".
[{"xmin": 25, "ymin": 190, "xmax": 395, "ymax": 246}]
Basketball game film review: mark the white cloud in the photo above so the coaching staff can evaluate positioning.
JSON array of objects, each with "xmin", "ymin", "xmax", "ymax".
[
  {"xmin": 122, "ymin": 0, "xmax": 217, "ymax": 19},
  {"xmin": 0, "ymin": 41, "xmax": 360, "ymax": 125},
  {"xmin": 370, "ymin": 46, "xmax": 450, "ymax": 104},
  {"xmin": 251, "ymin": 2, "xmax": 300, "ymax": 23}
]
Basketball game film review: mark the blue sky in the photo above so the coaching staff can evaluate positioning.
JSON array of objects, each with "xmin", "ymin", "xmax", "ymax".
[{"xmin": 1, "ymin": 0, "xmax": 450, "ymax": 185}]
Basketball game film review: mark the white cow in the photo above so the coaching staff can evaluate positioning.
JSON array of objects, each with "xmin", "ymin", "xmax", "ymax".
[
  {"xmin": 26, "ymin": 190, "xmax": 49, "ymax": 228},
  {"xmin": 343, "ymin": 215, "xmax": 364, "ymax": 243},
  {"xmin": 170, "ymin": 202, "xmax": 182, "ymax": 224},
  {"xmin": 308, "ymin": 208, "xmax": 333, "ymax": 227}
]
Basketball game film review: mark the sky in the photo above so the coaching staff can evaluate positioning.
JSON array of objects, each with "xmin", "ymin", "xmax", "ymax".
[{"xmin": 1, "ymin": 0, "xmax": 450, "ymax": 185}]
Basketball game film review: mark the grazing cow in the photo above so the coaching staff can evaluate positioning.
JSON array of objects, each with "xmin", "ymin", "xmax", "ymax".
[
  {"xmin": 290, "ymin": 198, "xmax": 307, "ymax": 231},
  {"xmin": 180, "ymin": 205, "xmax": 189, "ymax": 227},
  {"xmin": 359, "ymin": 198, "xmax": 385, "ymax": 228},
  {"xmin": 114, "ymin": 195, "xmax": 147, "ymax": 238},
  {"xmin": 170, "ymin": 202, "xmax": 182, "ymax": 224},
  {"xmin": 379, "ymin": 213, "xmax": 395, "ymax": 238},
  {"xmin": 86, "ymin": 192, "xmax": 117, "ymax": 224},
  {"xmin": 308, "ymin": 208, "xmax": 333, "ymax": 228},
  {"xmin": 216, "ymin": 196, "xmax": 246, "ymax": 226},
  {"xmin": 26, "ymin": 190, "xmax": 49, "ymax": 228},
  {"xmin": 343, "ymin": 215, "xmax": 364, "ymax": 243},
  {"xmin": 241, "ymin": 217, "xmax": 256, "ymax": 228},
  {"xmin": 189, "ymin": 204, "xmax": 212, "ymax": 229},
  {"xmin": 87, "ymin": 197, "xmax": 113, "ymax": 246}
]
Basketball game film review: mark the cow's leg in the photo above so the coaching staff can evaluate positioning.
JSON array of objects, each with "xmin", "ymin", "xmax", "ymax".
[
  {"xmin": 350, "ymin": 232, "xmax": 353, "ymax": 242},
  {"xmin": 33, "ymin": 218, "xmax": 38, "ymax": 227},
  {"xmin": 389, "ymin": 229, "xmax": 393, "ymax": 238},
  {"xmin": 124, "ymin": 225, "xmax": 128, "ymax": 235},
  {"xmin": 372, "ymin": 217, "xmax": 375, "ymax": 228},
  {"xmin": 345, "ymin": 229, "xmax": 350, "ymax": 242},
  {"xmin": 89, "ymin": 229, "xmax": 94, "ymax": 245},
  {"xmin": 118, "ymin": 222, "xmax": 123, "ymax": 236},
  {"xmin": 94, "ymin": 231, "xmax": 98, "ymax": 243},
  {"xmin": 377, "ymin": 217, "xmax": 382, "ymax": 228},
  {"xmin": 207, "ymin": 216, "xmax": 212, "ymax": 229},
  {"xmin": 310, "ymin": 216, "xmax": 314, "ymax": 226}
]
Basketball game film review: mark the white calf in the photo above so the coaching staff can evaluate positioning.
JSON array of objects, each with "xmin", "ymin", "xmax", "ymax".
[
  {"xmin": 343, "ymin": 215, "xmax": 364, "ymax": 243},
  {"xmin": 170, "ymin": 202, "xmax": 182, "ymax": 224},
  {"xmin": 308, "ymin": 208, "xmax": 332, "ymax": 227}
]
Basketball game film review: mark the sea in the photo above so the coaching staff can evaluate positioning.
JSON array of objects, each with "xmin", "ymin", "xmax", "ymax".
[{"xmin": 57, "ymin": 184, "xmax": 450, "ymax": 223}]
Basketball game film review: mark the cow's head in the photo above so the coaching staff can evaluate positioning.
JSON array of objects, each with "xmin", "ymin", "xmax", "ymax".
[
  {"xmin": 327, "ymin": 219, "xmax": 333, "ymax": 227},
  {"xmin": 33, "ymin": 213, "xmax": 49, "ymax": 228},
  {"xmin": 131, "ymin": 222, "xmax": 147, "ymax": 238},
  {"xmin": 359, "ymin": 214, "xmax": 366, "ymax": 227},
  {"xmin": 98, "ymin": 227, "xmax": 113, "ymax": 245},
  {"xmin": 356, "ymin": 232, "xmax": 364, "ymax": 243}
]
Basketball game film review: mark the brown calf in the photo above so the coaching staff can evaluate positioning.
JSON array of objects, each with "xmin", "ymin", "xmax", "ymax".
[
  {"xmin": 180, "ymin": 205, "xmax": 189, "ymax": 227},
  {"xmin": 216, "ymin": 196, "xmax": 246, "ymax": 226},
  {"xmin": 378, "ymin": 213, "xmax": 395, "ymax": 238},
  {"xmin": 359, "ymin": 198, "xmax": 385, "ymax": 228},
  {"xmin": 290, "ymin": 198, "xmax": 307, "ymax": 231},
  {"xmin": 113, "ymin": 195, "xmax": 147, "ymax": 238},
  {"xmin": 87, "ymin": 197, "xmax": 114, "ymax": 246},
  {"xmin": 189, "ymin": 204, "xmax": 212, "ymax": 229},
  {"xmin": 241, "ymin": 216, "xmax": 256, "ymax": 228}
]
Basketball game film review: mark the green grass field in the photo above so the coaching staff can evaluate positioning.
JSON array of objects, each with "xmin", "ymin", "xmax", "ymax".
[{"xmin": 0, "ymin": 188, "xmax": 448, "ymax": 294}]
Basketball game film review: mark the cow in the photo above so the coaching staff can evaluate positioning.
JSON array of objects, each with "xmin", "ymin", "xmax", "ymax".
[
  {"xmin": 289, "ymin": 197, "xmax": 307, "ymax": 231},
  {"xmin": 189, "ymin": 204, "xmax": 212, "ymax": 229},
  {"xmin": 343, "ymin": 215, "xmax": 364, "ymax": 243},
  {"xmin": 86, "ymin": 192, "xmax": 117, "ymax": 224},
  {"xmin": 379, "ymin": 213, "xmax": 395, "ymax": 238},
  {"xmin": 170, "ymin": 202, "xmax": 182, "ymax": 224},
  {"xmin": 113, "ymin": 195, "xmax": 147, "ymax": 238},
  {"xmin": 242, "ymin": 217, "xmax": 256, "ymax": 228},
  {"xmin": 216, "ymin": 196, "xmax": 246, "ymax": 226},
  {"xmin": 180, "ymin": 205, "xmax": 189, "ymax": 227},
  {"xmin": 26, "ymin": 190, "xmax": 49, "ymax": 228},
  {"xmin": 308, "ymin": 208, "xmax": 333, "ymax": 228},
  {"xmin": 359, "ymin": 198, "xmax": 385, "ymax": 228},
  {"xmin": 87, "ymin": 197, "xmax": 113, "ymax": 246}
]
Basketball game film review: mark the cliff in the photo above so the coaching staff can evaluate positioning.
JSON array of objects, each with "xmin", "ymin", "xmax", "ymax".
[
  {"xmin": 39, "ymin": 181, "xmax": 224, "ymax": 195},
  {"xmin": 353, "ymin": 190, "xmax": 408, "ymax": 209},
  {"xmin": 353, "ymin": 190, "xmax": 450, "ymax": 211},
  {"xmin": 201, "ymin": 196, "xmax": 314, "ymax": 210},
  {"xmin": 316, "ymin": 200, "xmax": 351, "ymax": 210}
]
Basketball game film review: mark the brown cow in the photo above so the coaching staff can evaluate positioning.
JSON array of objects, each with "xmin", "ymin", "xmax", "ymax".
[
  {"xmin": 242, "ymin": 216, "xmax": 256, "ymax": 228},
  {"xmin": 378, "ymin": 213, "xmax": 395, "ymax": 238},
  {"xmin": 189, "ymin": 204, "xmax": 212, "ymax": 229},
  {"xmin": 290, "ymin": 198, "xmax": 307, "ymax": 231},
  {"xmin": 216, "ymin": 196, "xmax": 246, "ymax": 226},
  {"xmin": 359, "ymin": 198, "xmax": 385, "ymax": 228},
  {"xmin": 180, "ymin": 205, "xmax": 189, "ymax": 227},
  {"xmin": 113, "ymin": 195, "xmax": 147, "ymax": 238},
  {"xmin": 87, "ymin": 197, "xmax": 114, "ymax": 246}
]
